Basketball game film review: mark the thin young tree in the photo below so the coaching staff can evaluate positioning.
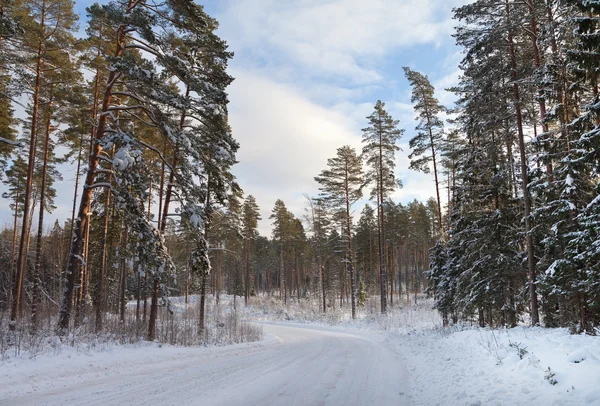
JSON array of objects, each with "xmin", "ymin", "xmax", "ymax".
[
  {"xmin": 403, "ymin": 67, "xmax": 446, "ymax": 239},
  {"xmin": 361, "ymin": 101, "xmax": 403, "ymax": 313}
]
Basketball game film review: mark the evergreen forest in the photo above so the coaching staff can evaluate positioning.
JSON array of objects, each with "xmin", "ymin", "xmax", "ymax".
[{"xmin": 1, "ymin": 0, "xmax": 600, "ymax": 348}]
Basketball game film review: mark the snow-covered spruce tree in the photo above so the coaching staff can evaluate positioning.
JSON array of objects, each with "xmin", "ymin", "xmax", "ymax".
[
  {"xmin": 315, "ymin": 145, "xmax": 363, "ymax": 319},
  {"xmin": 436, "ymin": 0, "xmax": 542, "ymax": 326},
  {"xmin": 538, "ymin": 0, "xmax": 600, "ymax": 332},
  {"xmin": 58, "ymin": 0, "xmax": 236, "ymax": 337},
  {"xmin": 403, "ymin": 67, "xmax": 446, "ymax": 239},
  {"xmin": 428, "ymin": 241, "xmax": 455, "ymax": 325},
  {"xmin": 361, "ymin": 100, "xmax": 403, "ymax": 313},
  {"xmin": 536, "ymin": 141, "xmax": 596, "ymax": 330},
  {"xmin": 432, "ymin": 128, "xmax": 525, "ymax": 327},
  {"xmin": 433, "ymin": 18, "xmax": 533, "ymax": 324}
]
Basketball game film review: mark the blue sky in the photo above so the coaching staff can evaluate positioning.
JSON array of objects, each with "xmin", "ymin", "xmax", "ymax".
[{"xmin": 1, "ymin": 0, "xmax": 470, "ymax": 236}]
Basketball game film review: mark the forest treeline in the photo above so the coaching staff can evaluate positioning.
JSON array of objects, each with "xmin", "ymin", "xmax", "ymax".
[{"xmin": 1, "ymin": 0, "xmax": 599, "ymax": 342}]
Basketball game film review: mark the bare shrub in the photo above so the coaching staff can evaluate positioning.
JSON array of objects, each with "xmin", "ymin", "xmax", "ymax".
[{"xmin": 0, "ymin": 295, "xmax": 262, "ymax": 361}]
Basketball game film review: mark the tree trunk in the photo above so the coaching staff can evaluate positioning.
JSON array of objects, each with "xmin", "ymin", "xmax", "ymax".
[
  {"xmin": 295, "ymin": 248, "xmax": 300, "ymax": 302},
  {"xmin": 344, "ymin": 164, "xmax": 357, "ymax": 319},
  {"xmin": 59, "ymin": 1, "xmax": 134, "ymax": 333},
  {"xmin": 422, "ymin": 98, "xmax": 444, "ymax": 239},
  {"xmin": 149, "ymin": 86, "xmax": 189, "ymax": 341},
  {"xmin": 185, "ymin": 247, "xmax": 190, "ymax": 305},
  {"xmin": 506, "ymin": 0, "xmax": 540, "ymax": 326},
  {"xmin": 69, "ymin": 132, "xmax": 84, "ymax": 249},
  {"xmin": 11, "ymin": 15, "xmax": 45, "ymax": 329},
  {"xmin": 198, "ymin": 179, "xmax": 212, "ymax": 335},
  {"xmin": 527, "ymin": 0, "xmax": 553, "ymax": 178},
  {"xmin": 136, "ymin": 264, "xmax": 140, "ymax": 322},
  {"xmin": 148, "ymin": 276, "xmax": 159, "ymax": 340},
  {"xmin": 143, "ymin": 273, "xmax": 148, "ymax": 323},
  {"xmin": 244, "ymin": 239, "xmax": 249, "ymax": 305},
  {"xmin": 377, "ymin": 118, "xmax": 388, "ymax": 313},
  {"xmin": 319, "ymin": 254, "xmax": 325, "ymax": 313},
  {"xmin": 389, "ymin": 245, "xmax": 394, "ymax": 307},
  {"xmin": 413, "ymin": 246, "xmax": 418, "ymax": 304},
  {"xmin": 8, "ymin": 178, "xmax": 20, "ymax": 313},
  {"xmin": 31, "ymin": 97, "xmax": 54, "ymax": 331},
  {"xmin": 280, "ymin": 245, "xmax": 284, "ymax": 302},
  {"xmin": 120, "ymin": 227, "xmax": 129, "ymax": 322},
  {"xmin": 397, "ymin": 245, "xmax": 402, "ymax": 303},
  {"xmin": 94, "ymin": 148, "xmax": 113, "ymax": 333}
]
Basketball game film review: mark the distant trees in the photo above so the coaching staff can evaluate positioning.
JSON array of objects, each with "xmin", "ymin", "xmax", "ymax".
[
  {"xmin": 269, "ymin": 199, "xmax": 307, "ymax": 304},
  {"xmin": 242, "ymin": 195, "xmax": 261, "ymax": 304},
  {"xmin": 315, "ymin": 146, "xmax": 363, "ymax": 319}
]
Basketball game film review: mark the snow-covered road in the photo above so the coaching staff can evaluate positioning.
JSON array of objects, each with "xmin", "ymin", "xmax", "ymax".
[{"xmin": 1, "ymin": 323, "xmax": 410, "ymax": 406}]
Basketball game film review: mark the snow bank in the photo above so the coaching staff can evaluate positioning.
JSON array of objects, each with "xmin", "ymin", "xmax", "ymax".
[{"xmin": 387, "ymin": 326, "xmax": 600, "ymax": 406}]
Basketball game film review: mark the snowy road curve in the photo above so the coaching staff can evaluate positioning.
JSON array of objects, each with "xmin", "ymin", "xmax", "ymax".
[{"xmin": 1, "ymin": 323, "xmax": 410, "ymax": 406}]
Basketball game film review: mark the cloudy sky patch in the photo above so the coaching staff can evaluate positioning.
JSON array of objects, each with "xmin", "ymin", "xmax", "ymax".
[{"xmin": 0, "ymin": 0, "xmax": 471, "ymax": 236}]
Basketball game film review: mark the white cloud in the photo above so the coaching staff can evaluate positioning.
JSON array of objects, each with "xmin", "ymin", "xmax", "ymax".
[
  {"xmin": 228, "ymin": 69, "xmax": 362, "ymax": 235},
  {"xmin": 218, "ymin": 0, "xmax": 470, "ymax": 84},
  {"xmin": 0, "ymin": 0, "xmax": 465, "ymax": 239},
  {"xmin": 228, "ymin": 69, "xmax": 440, "ymax": 236}
]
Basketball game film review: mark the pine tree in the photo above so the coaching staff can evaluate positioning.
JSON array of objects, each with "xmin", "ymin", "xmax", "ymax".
[
  {"xmin": 59, "ymin": 0, "xmax": 236, "ymax": 336},
  {"xmin": 31, "ymin": 35, "xmax": 81, "ymax": 331},
  {"xmin": 361, "ymin": 100, "xmax": 403, "ymax": 313},
  {"xmin": 403, "ymin": 67, "xmax": 446, "ymax": 239},
  {"xmin": 10, "ymin": 0, "xmax": 79, "ymax": 330},
  {"xmin": 540, "ymin": 0, "xmax": 600, "ymax": 331}
]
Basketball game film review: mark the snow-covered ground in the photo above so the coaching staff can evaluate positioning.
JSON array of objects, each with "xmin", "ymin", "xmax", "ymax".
[
  {"xmin": 388, "ymin": 327, "xmax": 600, "ymax": 406},
  {"xmin": 1, "ymin": 296, "xmax": 599, "ymax": 405},
  {"xmin": 1, "ymin": 323, "xmax": 409, "ymax": 405},
  {"xmin": 245, "ymin": 296, "xmax": 600, "ymax": 405}
]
